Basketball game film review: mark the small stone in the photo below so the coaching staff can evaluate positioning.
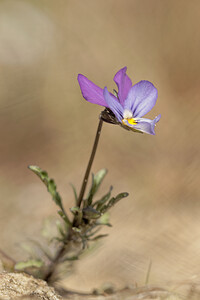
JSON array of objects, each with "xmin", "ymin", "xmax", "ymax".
[{"xmin": 0, "ymin": 272, "xmax": 61, "ymax": 300}]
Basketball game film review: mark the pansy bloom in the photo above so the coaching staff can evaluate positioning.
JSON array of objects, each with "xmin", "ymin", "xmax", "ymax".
[{"xmin": 78, "ymin": 67, "xmax": 161, "ymax": 135}]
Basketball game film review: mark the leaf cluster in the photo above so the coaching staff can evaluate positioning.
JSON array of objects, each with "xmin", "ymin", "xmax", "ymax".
[{"xmin": 15, "ymin": 166, "xmax": 128, "ymax": 282}]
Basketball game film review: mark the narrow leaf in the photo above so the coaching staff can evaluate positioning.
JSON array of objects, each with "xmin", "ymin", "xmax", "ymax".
[
  {"xmin": 89, "ymin": 234, "xmax": 108, "ymax": 241},
  {"xmin": 93, "ymin": 186, "xmax": 113, "ymax": 211},
  {"xmin": 87, "ymin": 169, "xmax": 107, "ymax": 205},
  {"xmin": 61, "ymin": 255, "xmax": 79, "ymax": 262},
  {"xmin": 70, "ymin": 183, "xmax": 78, "ymax": 205},
  {"xmin": 58, "ymin": 211, "xmax": 71, "ymax": 227},
  {"xmin": 102, "ymin": 192, "xmax": 129, "ymax": 213},
  {"xmin": 56, "ymin": 220, "xmax": 66, "ymax": 238},
  {"xmin": 28, "ymin": 165, "xmax": 71, "ymax": 225},
  {"xmin": 15, "ymin": 259, "xmax": 43, "ymax": 270}
]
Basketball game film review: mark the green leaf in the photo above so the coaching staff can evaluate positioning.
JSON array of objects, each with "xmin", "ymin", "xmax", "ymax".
[
  {"xmin": 85, "ymin": 226, "xmax": 101, "ymax": 238},
  {"xmin": 70, "ymin": 206, "xmax": 83, "ymax": 226},
  {"xmin": 61, "ymin": 255, "xmax": 79, "ymax": 262},
  {"xmin": 28, "ymin": 166, "xmax": 61, "ymax": 206},
  {"xmin": 57, "ymin": 211, "xmax": 71, "ymax": 228},
  {"xmin": 109, "ymin": 192, "xmax": 129, "ymax": 206},
  {"xmin": 48, "ymin": 179, "xmax": 62, "ymax": 207},
  {"xmin": 70, "ymin": 206, "xmax": 82, "ymax": 214},
  {"xmin": 15, "ymin": 259, "xmax": 43, "ymax": 270},
  {"xmin": 89, "ymin": 234, "xmax": 108, "ymax": 241},
  {"xmin": 95, "ymin": 212, "xmax": 111, "ymax": 226},
  {"xmin": 87, "ymin": 169, "xmax": 107, "ymax": 206},
  {"xmin": 70, "ymin": 183, "xmax": 78, "ymax": 205},
  {"xmin": 83, "ymin": 206, "xmax": 102, "ymax": 220},
  {"xmin": 93, "ymin": 186, "xmax": 113, "ymax": 211},
  {"xmin": 28, "ymin": 165, "xmax": 71, "ymax": 225},
  {"xmin": 102, "ymin": 192, "xmax": 129, "ymax": 213},
  {"xmin": 56, "ymin": 220, "xmax": 66, "ymax": 238}
]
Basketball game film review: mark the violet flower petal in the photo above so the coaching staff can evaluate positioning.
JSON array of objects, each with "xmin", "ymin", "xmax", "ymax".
[
  {"xmin": 124, "ymin": 80, "xmax": 158, "ymax": 118},
  {"xmin": 133, "ymin": 114, "xmax": 161, "ymax": 135},
  {"xmin": 103, "ymin": 87, "xmax": 124, "ymax": 122},
  {"xmin": 113, "ymin": 67, "xmax": 132, "ymax": 105},
  {"xmin": 77, "ymin": 74, "xmax": 107, "ymax": 107}
]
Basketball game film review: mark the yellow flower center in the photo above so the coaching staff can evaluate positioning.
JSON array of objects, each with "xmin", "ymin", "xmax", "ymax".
[{"xmin": 122, "ymin": 118, "xmax": 137, "ymax": 126}]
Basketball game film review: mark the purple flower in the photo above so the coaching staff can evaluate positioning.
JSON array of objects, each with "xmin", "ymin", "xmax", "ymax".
[{"xmin": 78, "ymin": 67, "xmax": 161, "ymax": 135}]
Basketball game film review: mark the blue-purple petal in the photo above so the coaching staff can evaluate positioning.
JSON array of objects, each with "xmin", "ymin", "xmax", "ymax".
[
  {"xmin": 77, "ymin": 74, "xmax": 107, "ymax": 107},
  {"xmin": 103, "ymin": 87, "xmax": 124, "ymax": 122},
  {"xmin": 123, "ymin": 115, "xmax": 161, "ymax": 135},
  {"xmin": 133, "ymin": 115, "xmax": 161, "ymax": 135},
  {"xmin": 124, "ymin": 80, "xmax": 158, "ymax": 118},
  {"xmin": 113, "ymin": 67, "xmax": 132, "ymax": 105}
]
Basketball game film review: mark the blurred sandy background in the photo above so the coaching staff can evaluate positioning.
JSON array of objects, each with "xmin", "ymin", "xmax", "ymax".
[{"xmin": 0, "ymin": 0, "xmax": 200, "ymax": 296}]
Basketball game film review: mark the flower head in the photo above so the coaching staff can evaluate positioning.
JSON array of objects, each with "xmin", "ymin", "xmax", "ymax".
[{"xmin": 78, "ymin": 67, "xmax": 161, "ymax": 135}]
